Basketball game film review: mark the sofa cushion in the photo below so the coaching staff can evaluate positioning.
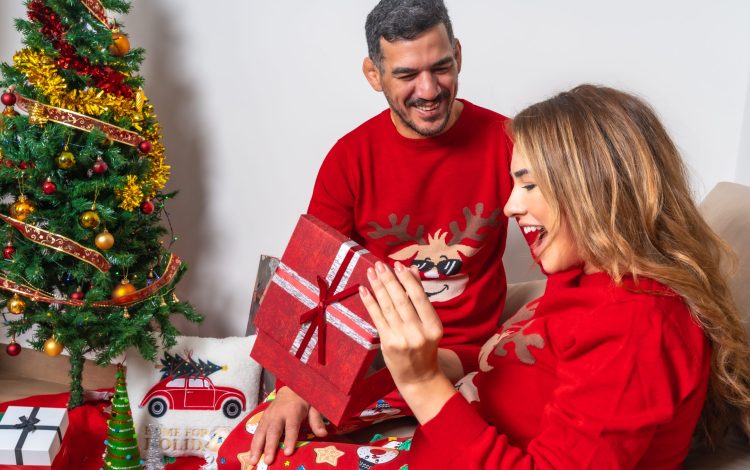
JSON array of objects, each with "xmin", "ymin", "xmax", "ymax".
[
  {"xmin": 699, "ymin": 182, "xmax": 750, "ymax": 332},
  {"xmin": 126, "ymin": 336, "xmax": 262, "ymax": 457}
]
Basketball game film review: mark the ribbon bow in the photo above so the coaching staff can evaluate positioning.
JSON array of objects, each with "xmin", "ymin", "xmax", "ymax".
[
  {"xmin": 14, "ymin": 415, "xmax": 40, "ymax": 432},
  {"xmin": 298, "ymin": 275, "xmax": 360, "ymax": 364}
]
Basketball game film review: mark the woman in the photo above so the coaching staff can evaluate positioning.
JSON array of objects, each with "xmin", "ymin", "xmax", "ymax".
[{"xmin": 359, "ymin": 84, "xmax": 750, "ymax": 468}]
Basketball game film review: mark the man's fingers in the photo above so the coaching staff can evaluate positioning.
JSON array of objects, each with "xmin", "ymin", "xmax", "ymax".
[
  {"xmin": 249, "ymin": 418, "xmax": 269, "ymax": 464},
  {"xmin": 308, "ymin": 407, "xmax": 329, "ymax": 438},
  {"xmin": 280, "ymin": 416, "xmax": 301, "ymax": 458},
  {"xmin": 262, "ymin": 421, "xmax": 283, "ymax": 465}
]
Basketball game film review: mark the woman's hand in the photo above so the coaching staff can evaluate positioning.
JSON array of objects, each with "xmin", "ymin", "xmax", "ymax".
[{"xmin": 359, "ymin": 261, "xmax": 456, "ymax": 423}]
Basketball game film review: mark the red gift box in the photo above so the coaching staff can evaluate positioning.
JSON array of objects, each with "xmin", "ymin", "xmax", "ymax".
[{"xmin": 251, "ymin": 214, "xmax": 394, "ymax": 426}]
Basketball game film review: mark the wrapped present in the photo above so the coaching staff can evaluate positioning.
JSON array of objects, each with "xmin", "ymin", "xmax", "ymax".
[
  {"xmin": 251, "ymin": 214, "xmax": 394, "ymax": 425},
  {"xmin": 0, "ymin": 406, "xmax": 69, "ymax": 466}
]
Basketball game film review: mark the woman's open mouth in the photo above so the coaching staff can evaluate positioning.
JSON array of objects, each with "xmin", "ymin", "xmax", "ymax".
[{"xmin": 521, "ymin": 225, "xmax": 548, "ymax": 258}]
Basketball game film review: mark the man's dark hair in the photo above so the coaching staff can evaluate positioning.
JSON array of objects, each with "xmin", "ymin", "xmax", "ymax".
[{"xmin": 365, "ymin": 0, "xmax": 454, "ymax": 67}]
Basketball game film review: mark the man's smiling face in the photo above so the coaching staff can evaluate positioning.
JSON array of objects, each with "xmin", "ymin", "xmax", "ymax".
[{"xmin": 370, "ymin": 23, "xmax": 461, "ymax": 138}]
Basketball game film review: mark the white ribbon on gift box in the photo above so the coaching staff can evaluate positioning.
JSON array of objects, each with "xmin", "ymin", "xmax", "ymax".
[{"xmin": 271, "ymin": 240, "xmax": 380, "ymax": 364}]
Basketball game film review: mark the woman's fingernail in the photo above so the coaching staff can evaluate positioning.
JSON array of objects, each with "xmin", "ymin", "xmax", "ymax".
[
  {"xmin": 394, "ymin": 261, "xmax": 405, "ymax": 273},
  {"xmin": 359, "ymin": 286, "xmax": 369, "ymax": 297},
  {"xmin": 367, "ymin": 267, "xmax": 376, "ymax": 281},
  {"xmin": 376, "ymin": 262, "xmax": 386, "ymax": 273}
]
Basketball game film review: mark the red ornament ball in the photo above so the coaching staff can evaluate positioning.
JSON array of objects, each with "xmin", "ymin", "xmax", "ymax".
[
  {"xmin": 93, "ymin": 158, "xmax": 108, "ymax": 174},
  {"xmin": 140, "ymin": 200, "xmax": 155, "ymax": 215},
  {"xmin": 1, "ymin": 92, "xmax": 16, "ymax": 106},
  {"xmin": 17, "ymin": 161, "xmax": 27, "ymax": 170},
  {"xmin": 138, "ymin": 140, "xmax": 152, "ymax": 154},
  {"xmin": 71, "ymin": 290, "xmax": 85, "ymax": 300},
  {"xmin": 6, "ymin": 341, "xmax": 21, "ymax": 356},
  {"xmin": 3, "ymin": 245, "xmax": 15, "ymax": 259},
  {"xmin": 42, "ymin": 179, "xmax": 57, "ymax": 195}
]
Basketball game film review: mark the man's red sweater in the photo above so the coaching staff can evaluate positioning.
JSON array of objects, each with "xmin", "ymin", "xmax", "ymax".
[{"xmin": 308, "ymin": 99, "xmax": 513, "ymax": 372}]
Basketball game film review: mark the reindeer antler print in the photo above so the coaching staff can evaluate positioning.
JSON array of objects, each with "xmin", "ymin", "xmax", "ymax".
[
  {"xmin": 367, "ymin": 213, "xmax": 426, "ymax": 246},
  {"xmin": 448, "ymin": 203, "xmax": 501, "ymax": 246},
  {"xmin": 494, "ymin": 300, "xmax": 545, "ymax": 365}
]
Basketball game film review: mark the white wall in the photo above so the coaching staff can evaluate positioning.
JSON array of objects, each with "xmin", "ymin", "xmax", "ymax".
[{"xmin": 2, "ymin": 1, "xmax": 750, "ymax": 342}]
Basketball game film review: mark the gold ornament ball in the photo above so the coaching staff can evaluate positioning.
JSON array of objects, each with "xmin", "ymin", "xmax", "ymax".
[
  {"xmin": 43, "ymin": 337, "xmax": 63, "ymax": 357},
  {"xmin": 3, "ymin": 105, "xmax": 19, "ymax": 120},
  {"xmin": 10, "ymin": 195, "xmax": 35, "ymax": 221},
  {"xmin": 56, "ymin": 150, "xmax": 76, "ymax": 169},
  {"xmin": 79, "ymin": 210, "xmax": 101, "ymax": 229},
  {"xmin": 112, "ymin": 280, "xmax": 137, "ymax": 300},
  {"xmin": 109, "ymin": 32, "xmax": 130, "ymax": 57},
  {"xmin": 8, "ymin": 294, "xmax": 26, "ymax": 314},
  {"xmin": 95, "ymin": 230, "xmax": 115, "ymax": 250}
]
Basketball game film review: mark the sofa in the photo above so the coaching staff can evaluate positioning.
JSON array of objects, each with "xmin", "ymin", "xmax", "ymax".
[{"xmin": 250, "ymin": 182, "xmax": 750, "ymax": 467}]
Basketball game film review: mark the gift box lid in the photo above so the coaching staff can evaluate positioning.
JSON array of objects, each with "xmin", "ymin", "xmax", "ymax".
[
  {"xmin": 254, "ymin": 214, "xmax": 386, "ymax": 395},
  {"xmin": 0, "ymin": 406, "xmax": 69, "ymax": 466}
]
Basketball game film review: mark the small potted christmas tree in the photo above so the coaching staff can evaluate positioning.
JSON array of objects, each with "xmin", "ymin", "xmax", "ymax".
[{"xmin": 103, "ymin": 364, "xmax": 142, "ymax": 470}]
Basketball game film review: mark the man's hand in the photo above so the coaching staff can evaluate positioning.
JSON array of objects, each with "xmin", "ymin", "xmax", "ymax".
[{"xmin": 249, "ymin": 386, "xmax": 328, "ymax": 466}]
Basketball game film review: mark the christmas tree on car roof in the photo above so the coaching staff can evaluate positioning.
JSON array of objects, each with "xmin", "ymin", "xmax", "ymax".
[{"xmin": 0, "ymin": 0, "xmax": 201, "ymax": 408}]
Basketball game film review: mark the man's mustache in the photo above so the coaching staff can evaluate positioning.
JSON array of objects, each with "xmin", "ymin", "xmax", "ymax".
[{"xmin": 406, "ymin": 90, "xmax": 451, "ymax": 108}]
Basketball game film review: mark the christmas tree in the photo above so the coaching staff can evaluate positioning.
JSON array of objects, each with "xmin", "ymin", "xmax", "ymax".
[
  {"xmin": 104, "ymin": 364, "xmax": 143, "ymax": 470},
  {"xmin": 159, "ymin": 351, "xmax": 223, "ymax": 380},
  {"xmin": 0, "ymin": 0, "xmax": 201, "ymax": 408}
]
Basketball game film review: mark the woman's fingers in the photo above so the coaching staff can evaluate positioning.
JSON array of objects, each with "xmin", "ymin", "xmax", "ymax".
[
  {"xmin": 361, "ymin": 261, "xmax": 443, "ymax": 345},
  {"xmin": 359, "ymin": 283, "xmax": 389, "ymax": 334},
  {"xmin": 393, "ymin": 262, "xmax": 444, "ymax": 339},
  {"xmin": 375, "ymin": 261, "xmax": 422, "ymax": 326},
  {"xmin": 365, "ymin": 262, "xmax": 405, "ymax": 327}
]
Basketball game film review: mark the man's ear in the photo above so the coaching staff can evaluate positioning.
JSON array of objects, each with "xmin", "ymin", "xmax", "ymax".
[
  {"xmin": 362, "ymin": 57, "xmax": 383, "ymax": 92},
  {"xmin": 454, "ymin": 38, "xmax": 462, "ymax": 74}
]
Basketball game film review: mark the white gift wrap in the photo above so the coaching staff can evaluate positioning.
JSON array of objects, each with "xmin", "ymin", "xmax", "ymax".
[{"xmin": 0, "ymin": 406, "xmax": 69, "ymax": 466}]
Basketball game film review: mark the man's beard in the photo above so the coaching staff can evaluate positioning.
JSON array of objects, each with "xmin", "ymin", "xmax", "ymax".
[{"xmin": 385, "ymin": 88, "xmax": 455, "ymax": 137}]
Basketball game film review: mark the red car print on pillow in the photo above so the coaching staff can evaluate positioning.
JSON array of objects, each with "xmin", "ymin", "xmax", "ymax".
[{"xmin": 140, "ymin": 375, "xmax": 246, "ymax": 419}]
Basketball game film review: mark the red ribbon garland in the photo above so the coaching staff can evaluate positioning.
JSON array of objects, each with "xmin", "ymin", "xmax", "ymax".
[
  {"xmin": 27, "ymin": 1, "xmax": 133, "ymax": 98},
  {"xmin": 0, "ymin": 253, "xmax": 182, "ymax": 308},
  {"xmin": 79, "ymin": 0, "xmax": 111, "ymax": 29},
  {"xmin": 0, "ymin": 214, "xmax": 111, "ymax": 272},
  {"xmin": 13, "ymin": 93, "xmax": 146, "ymax": 148}
]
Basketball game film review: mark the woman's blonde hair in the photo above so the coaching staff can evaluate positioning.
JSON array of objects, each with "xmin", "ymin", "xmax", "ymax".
[{"xmin": 510, "ymin": 84, "xmax": 750, "ymax": 447}]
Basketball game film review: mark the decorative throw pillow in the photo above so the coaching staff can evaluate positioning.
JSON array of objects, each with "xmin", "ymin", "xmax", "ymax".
[{"xmin": 125, "ymin": 335, "xmax": 261, "ymax": 457}]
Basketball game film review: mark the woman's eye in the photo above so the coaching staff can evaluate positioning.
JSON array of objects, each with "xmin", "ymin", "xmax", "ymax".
[{"xmin": 522, "ymin": 184, "xmax": 537, "ymax": 191}]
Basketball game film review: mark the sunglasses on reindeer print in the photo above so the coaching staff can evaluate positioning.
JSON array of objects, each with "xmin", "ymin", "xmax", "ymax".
[{"xmin": 410, "ymin": 257, "xmax": 463, "ymax": 276}]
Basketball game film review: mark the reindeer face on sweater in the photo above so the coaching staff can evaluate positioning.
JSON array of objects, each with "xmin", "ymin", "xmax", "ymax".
[{"xmin": 367, "ymin": 203, "xmax": 500, "ymax": 302}]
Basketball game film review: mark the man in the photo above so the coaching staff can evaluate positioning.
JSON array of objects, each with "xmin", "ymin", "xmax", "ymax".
[{"xmin": 219, "ymin": 1, "xmax": 513, "ymax": 466}]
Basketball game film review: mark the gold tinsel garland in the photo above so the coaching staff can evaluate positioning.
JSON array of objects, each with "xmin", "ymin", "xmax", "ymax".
[
  {"xmin": 12, "ymin": 48, "xmax": 171, "ymax": 210},
  {"xmin": 114, "ymin": 175, "xmax": 144, "ymax": 211}
]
